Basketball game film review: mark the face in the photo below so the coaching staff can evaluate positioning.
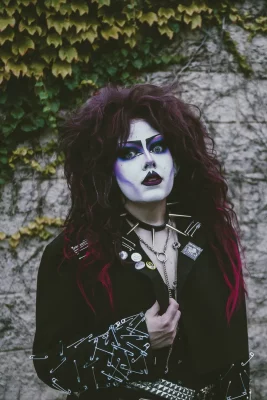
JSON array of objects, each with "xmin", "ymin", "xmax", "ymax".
[{"xmin": 113, "ymin": 120, "xmax": 177, "ymax": 203}]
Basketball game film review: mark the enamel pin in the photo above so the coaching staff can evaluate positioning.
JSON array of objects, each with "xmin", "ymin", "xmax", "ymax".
[{"xmin": 181, "ymin": 242, "xmax": 203, "ymax": 261}]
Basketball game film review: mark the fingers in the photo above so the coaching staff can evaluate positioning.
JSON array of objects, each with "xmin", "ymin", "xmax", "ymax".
[
  {"xmin": 164, "ymin": 298, "xmax": 179, "ymax": 320},
  {"xmin": 146, "ymin": 301, "xmax": 160, "ymax": 317}
]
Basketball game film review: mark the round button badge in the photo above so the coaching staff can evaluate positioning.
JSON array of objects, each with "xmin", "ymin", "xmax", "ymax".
[
  {"xmin": 135, "ymin": 261, "xmax": 145, "ymax": 270},
  {"xmin": 119, "ymin": 251, "xmax": 128, "ymax": 260},
  {"xmin": 131, "ymin": 252, "xmax": 142, "ymax": 262},
  {"xmin": 146, "ymin": 261, "xmax": 156, "ymax": 270}
]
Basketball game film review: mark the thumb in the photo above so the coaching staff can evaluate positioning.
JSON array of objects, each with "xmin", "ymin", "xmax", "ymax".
[{"xmin": 146, "ymin": 301, "xmax": 160, "ymax": 317}]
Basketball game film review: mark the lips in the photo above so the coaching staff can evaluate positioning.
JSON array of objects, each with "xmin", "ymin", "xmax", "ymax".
[{"xmin": 142, "ymin": 171, "xmax": 162, "ymax": 186}]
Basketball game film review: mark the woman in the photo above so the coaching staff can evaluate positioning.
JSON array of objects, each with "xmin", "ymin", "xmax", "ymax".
[{"xmin": 31, "ymin": 84, "xmax": 251, "ymax": 399}]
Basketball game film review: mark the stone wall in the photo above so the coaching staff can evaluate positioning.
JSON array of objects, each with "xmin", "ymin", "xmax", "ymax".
[{"xmin": 0, "ymin": 5, "xmax": 266, "ymax": 399}]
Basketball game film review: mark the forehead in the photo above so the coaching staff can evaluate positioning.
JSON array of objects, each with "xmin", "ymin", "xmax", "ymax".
[{"xmin": 128, "ymin": 119, "xmax": 161, "ymax": 142}]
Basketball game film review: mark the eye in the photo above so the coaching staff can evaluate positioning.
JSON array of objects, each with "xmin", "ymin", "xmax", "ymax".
[
  {"xmin": 117, "ymin": 147, "xmax": 141, "ymax": 160},
  {"xmin": 150, "ymin": 140, "xmax": 167, "ymax": 154}
]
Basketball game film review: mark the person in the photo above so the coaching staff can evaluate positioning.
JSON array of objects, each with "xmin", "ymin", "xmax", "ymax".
[{"xmin": 31, "ymin": 84, "xmax": 252, "ymax": 400}]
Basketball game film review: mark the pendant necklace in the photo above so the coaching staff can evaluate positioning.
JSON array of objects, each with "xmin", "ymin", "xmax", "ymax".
[{"xmin": 133, "ymin": 220, "xmax": 178, "ymax": 374}]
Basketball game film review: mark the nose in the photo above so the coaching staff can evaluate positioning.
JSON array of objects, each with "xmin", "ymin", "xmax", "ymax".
[{"xmin": 142, "ymin": 159, "xmax": 156, "ymax": 171}]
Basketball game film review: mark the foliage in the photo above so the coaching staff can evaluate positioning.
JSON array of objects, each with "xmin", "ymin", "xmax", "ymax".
[{"xmin": 0, "ymin": 0, "xmax": 266, "ymax": 186}]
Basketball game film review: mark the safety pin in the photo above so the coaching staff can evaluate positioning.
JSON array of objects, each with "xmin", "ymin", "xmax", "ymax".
[
  {"xmin": 220, "ymin": 364, "xmax": 234, "ymax": 380},
  {"xmin": 83, "ymin": 357, "xmax": 99, "ymax": 368},
  {"xmin": 131, "ymin": 316, "xmax": 145, "ymax": 331},
  {"xmin": 59, "ymin": 341, "xmax": 64, "ymax": 356},
  {"xmin": 50, "ymin": 357, "xmax": 66, "ymax": 373},
  {"xmin": 101, "ymin": 371, "xmax": 123, "ymax": 383},
  {"xmin": 112, "ymin": 344, "xmax": 134, "ymax": 356},
  {"xmin": 122, "ymin": 242, "xmax": 134, "ymax": 251},
  {"xmin": 29, "ymin": 354, "xmax": 48, "ymax": 360},
  {"xmin": 122, "ymin": 236, "xmax": 136, "ymax": 247},
  {"xmin": 120, "ymin": 334, "xmax": 147, "ymax": 339},
  {"xmin": 79, "ymin": 385, "xmax": 88, "ymax": 394},
  {"xmin": 169, "ymin": 213, "xmax": 191, "ymax": 218},
  {"xmin": 73, "ymin": 360, "xmax": 81, "ymax": 383},
  {"xmin": 110, "ymin": 326, "xmax": 120, "ymax": 346},
  {"xmin": 143, "ymin": 356, "xmax": 148, "ymax": 374},
  {"xmin": 185, "ymin": 221, "xmax": 198, "ymax": 235},
  {"xmin": 126, "ymin": 327, "xmax": 149, "ymax": 337},
  {"xmin": 227, "ymin": 393, "xmax": 247, "ymax": 400},
  {"xmin": 67, "ymin": 337, "xmax": 86, "ymax": 348},
  {"xmin": 127, "ymin": 342, "xmax": 146, "ymax": 354},
  {"xmin": 241, "ymin": 352, "xmax": 254, "ymax": 366},
  {"xmin": 190, "ymin": 223, "xmax": 201, "ymax": 237},
  {"xmin": 52, "ymin": 378, "xmax": 71, "ymax": 394}
]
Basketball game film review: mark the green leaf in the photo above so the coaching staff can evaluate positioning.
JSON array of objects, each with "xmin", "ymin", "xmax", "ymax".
[
  {"xmin": 18, "ymin": 21, "xmax": 42, "ymax": 35},
  {"xmin": 0, "ymin": 156, "xmax": 8, "ymax": 164},
  {"xmin": 47, "ymin": 33, "xmax": 63, "ymax": 47},
  {"xmin": 0, "ymin": 28, "xmax": 14, "ymax": 45},
  {"xmin": 106, "ymin": 66, "xmax": 117, "ymax": 76},
  {"xmin": 21, "ymin": 123, "xmax": 34, "ymax": 132},
  {"xmin": 132, "ymin": 59, "xmax": 143, "ymax": 69},
  {"xmin": 52, "ymin": 61, "xmax": 72, "ymax": 78},
  {"xmin": 0, "ymin": 16, "xmax": 15, "ymax": 31},
  {"xmin": 47, "ymin": 16, "xmax": 70, "ymax": 34},
  {"xmin": 40, "ymin": 47, "xmax": 57, "ymax": 63},
  {"xmin": 29, "ymin": 61, "xmax": 46, "ymax": 77},
  {"xmin": 59, "ymin": 46, "xmax": 78, "ymax": 62},
  {"xmin": 101, "ymin": 26, "xmax": 121, "ymax": 40},
  {"xmin": 70, "ymin": 0, "xmax": 89, "ymax": 15},
  {"xmin": 0, "ymin": 49, "xmax": 13, "ymax": 64},
  {"xmin": 12, "ymin": 36, "xmax": 35, "ymax": 56},
  {"xmin": 11, "ymin": 106, "xmax": 25, "ymax": 119}
]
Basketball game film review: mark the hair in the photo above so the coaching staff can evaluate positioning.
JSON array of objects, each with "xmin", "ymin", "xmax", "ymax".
[{"xmin": 59, "ymin": 83, "xmax": 246, "ymax": 322}]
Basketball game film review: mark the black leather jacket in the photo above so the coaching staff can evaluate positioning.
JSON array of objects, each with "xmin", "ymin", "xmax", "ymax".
[{"xmin": 31, "ymin": 216, "xmax": 250, "ymax": 399}]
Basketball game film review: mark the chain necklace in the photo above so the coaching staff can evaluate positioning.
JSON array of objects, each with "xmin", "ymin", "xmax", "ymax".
[{"xmin": 134, "ymin": 221, "xmax": 179, "ymax": 374}]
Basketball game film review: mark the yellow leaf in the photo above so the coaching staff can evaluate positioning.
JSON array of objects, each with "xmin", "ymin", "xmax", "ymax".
[
  {"xmin": 18, "ymin": 21, "xmax": 42, "ymax": 35},
  {"xmin": 47, "ymin": 33, "xmax": 63, "ymax": 47},
  {"xmin": 158, "ymin": 8, "xmax": 175, "ymax": 19},
  {"xmin": 35, "ymin": 217, "xmax": 45, "ymax": 224},
  {"xmin": 9, "ymin": 238, "xmax": 19, "ymax": 248},
  {"xmin": 124, "ymin": 36, "xmax": 136, "ymax": 48},
  {"xmin": 121, "ymin": 25, "xmax": 135, "ymax": 38},
  {"xmin": 0, "ymin": 28, "xmax": 14, "ymax": 45},
  {"xmin": 69, "ymin": 16, "xmax": 88, "ymax": 33},
  {"xmin": 139, "ymin": 12, "xmax": 158, "ymax": 26},
  {"xmin": 229, "ymin": 14, "xmax": 238, "ymax": 23},
  {"xmin": 19, "ymin": 227, "xmax": 31, "ymax": 235},
  {"xmin": 101, "ymin": 26, "xmax": 121, "ymax": 40},
  {"xmin": 70, "ymin": 0, "xmax": 89, "ymax": 15},
  {"xmin": 158, "ymin": 24, "xmax": 173, "ymax": 39},
  {"xmin": 11, "ymin": 232, "xmax": 20, "ymax": 240},
  {"xmin": 65, "ymin": 32, "xmax": 83, "ymax": 45},
  {"xmin": 116, "ymin": 18, "xmax": 126, "ymax": 27},
  {"xmin": 0, "ymin": 232, "xmax": 6, "ymax": 240},
  {"xmin": 178, "ymin": 2, "xmax": 211, "ymax": 16},
  {"xmin": 47, "ymin": 16, "xmax": 70, "ymax": 34},
  {"xmin": 91, "ymin": 0, "xmax": 110, "ymax": 7},
  {"xmin": 0, "ymin": 15, "xmax": 15, "ymax": 31},
  {"xmin": 191, "ymin": 14, "xmax": 202, "ymax": 29},
  {"xmin": 52, "ymin": 61, "xmax": 72, "ymax": 78},
  {"xmin": 12, "ymin": 36, "xmax": 35, "ymax": 56},
  {"xmin": 183, "ymin": 14, "xmax": 192, "ymax": 25},
  {"xmin": 6, "ymin": 60, "xmax": 28, "ymax": 77},
  {"xmin": 28, "ymin": 222, "xmax": 37, "ymax": 229},
  {"xmin": 59, "ymin": 46, "xmax": 78, "ymax": 62},
  {"xmin": 80, "ymin": 30, "xmax": 97, "ymax": 43},
  {"xmin": 157, "ymin": 16, "xmax": 168, "ymax": 26},
  {"xmin": 0, "ymin": 70, "xmax": 11, "ymax": 84}
]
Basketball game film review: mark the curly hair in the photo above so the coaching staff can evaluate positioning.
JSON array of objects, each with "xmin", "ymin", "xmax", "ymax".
[{"xmin": 59, "ymin": 83, "xmax": 245, "ymax": 322}]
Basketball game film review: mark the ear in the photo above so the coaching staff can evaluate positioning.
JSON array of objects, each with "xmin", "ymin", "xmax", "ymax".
[{"xmin": 174, "ymin": 161, "xmax": 179, "ymax": 177}]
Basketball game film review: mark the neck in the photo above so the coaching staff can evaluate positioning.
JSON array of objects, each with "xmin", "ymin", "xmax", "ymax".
[{"xmin": 124, "ymin": 199, "xmax": 167, "ymax": 226}]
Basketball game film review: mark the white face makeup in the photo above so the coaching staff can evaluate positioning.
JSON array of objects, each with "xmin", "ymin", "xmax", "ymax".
[{"xmin": 113, "ymin": 120, "xmax": 177, "ymax": 203}]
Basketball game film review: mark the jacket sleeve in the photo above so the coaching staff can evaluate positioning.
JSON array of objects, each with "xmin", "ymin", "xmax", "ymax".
[{"xmin": 31, "ymin": 241, "xmax": 153, "ymax": 397}]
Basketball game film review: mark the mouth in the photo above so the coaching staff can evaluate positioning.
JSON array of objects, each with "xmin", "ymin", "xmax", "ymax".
[{"xmin": 141, "ymin": 171, "xmax": 163, "ymax": 186}]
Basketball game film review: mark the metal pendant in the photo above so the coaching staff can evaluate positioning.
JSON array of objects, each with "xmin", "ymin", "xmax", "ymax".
[
  {"xmin": 181, "ymin": 242, "xmax": 203, "ymax": 260},
  {"xmin": 172, "ymin": 241, "xmax": 181, "ymax": 250},
  {"xmin": 156, "ymin": 252, "xmax": 167, "ymax": 262},
  {"xmin": 146, "ymin": 261, "xmax": 156, "ymax": 270}
]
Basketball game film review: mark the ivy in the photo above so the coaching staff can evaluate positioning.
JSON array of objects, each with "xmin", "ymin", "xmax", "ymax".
[{"xmin": 0, "ymin": 0, "xmax": 266, "ymax": 186}]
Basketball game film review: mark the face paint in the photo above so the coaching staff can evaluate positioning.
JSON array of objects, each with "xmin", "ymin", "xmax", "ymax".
[{"xmin": 113, "ymin": 120, "xmax": 177, "ymax": 203}]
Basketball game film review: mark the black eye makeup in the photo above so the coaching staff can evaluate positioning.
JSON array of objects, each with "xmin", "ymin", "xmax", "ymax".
[
  {"xmin": 116, "ymin": 145, "xmax": 142, "ymax": 161},
  {"xmin": 116, "ymin": 134, "xmax": 169, "ymax": 161},
  {"xmin": 148, "ymin": 137, "xmax": 168, "ymax": 154}
]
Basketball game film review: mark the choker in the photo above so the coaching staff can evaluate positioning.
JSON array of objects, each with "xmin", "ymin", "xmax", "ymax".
[{"xmin": 122, "ymin": 208, "xmax": 168, "ymax": 232}]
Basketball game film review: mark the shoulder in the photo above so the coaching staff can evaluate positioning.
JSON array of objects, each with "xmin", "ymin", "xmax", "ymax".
[{"xmin": 44, "ymin": 230, "xmax": 65, "ymax": 258}]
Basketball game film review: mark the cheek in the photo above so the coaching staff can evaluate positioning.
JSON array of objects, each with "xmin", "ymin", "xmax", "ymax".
[{"xmin": 114, "ymin": 161, "xmax": 131, "ymax": 183}]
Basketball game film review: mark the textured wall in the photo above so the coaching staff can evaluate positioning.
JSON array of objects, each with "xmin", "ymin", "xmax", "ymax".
[{"xmin": 0, "ymin": 8, "xmax": 266, "ymax": 400}]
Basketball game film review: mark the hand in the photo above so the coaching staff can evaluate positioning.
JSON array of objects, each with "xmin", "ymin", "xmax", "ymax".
[{"xmin": 145, "ymin": 298, "xmax": 181, "ymax": 350}]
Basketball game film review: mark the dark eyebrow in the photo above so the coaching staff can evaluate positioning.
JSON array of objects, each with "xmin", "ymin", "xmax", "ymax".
[{"xmin": 124, "ymin": 134, "xmax": 163, "ymax": 146}]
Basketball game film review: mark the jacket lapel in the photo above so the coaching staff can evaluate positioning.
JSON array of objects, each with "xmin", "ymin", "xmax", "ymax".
[{"xmin": 120, "ymin": 219, "xmax": 170, "ymax": 314}]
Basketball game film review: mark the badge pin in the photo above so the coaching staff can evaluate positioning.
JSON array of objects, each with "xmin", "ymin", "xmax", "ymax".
[
  {"xmin": 181, "ymin": 242, "xmax": 203, "ymax": 260},
  {"xmin": 119, "ymin": 251, "xmax": 128, "ymax": 260},
  {"xmin": 146, "ymin": 261, "xmax": 156, "ymax": 270},
  {"xmin": 131, "ymin": 252, "xmax": 142, "ymax": 262},
  {"xmin": 135, "ymin": 261, "xmax": 145, "ymax": 270},
  {"xmin": 172, "ymin": 241, "xmax": 181, "ymax": 250}
]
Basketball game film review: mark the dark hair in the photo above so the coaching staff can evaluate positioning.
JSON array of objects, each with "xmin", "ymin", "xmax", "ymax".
[{"xmin": 59, "ymin": 83, "xmax": 245, "ymax": 321}]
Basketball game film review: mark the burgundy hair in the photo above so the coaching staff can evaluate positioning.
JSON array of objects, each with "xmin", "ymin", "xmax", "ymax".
[{"xmin": 59, "ymin": 83, "xmax": 245, "ymax": 321}]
